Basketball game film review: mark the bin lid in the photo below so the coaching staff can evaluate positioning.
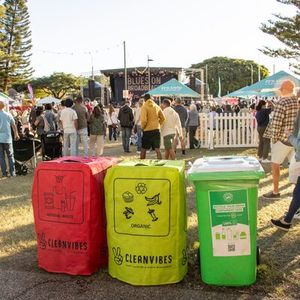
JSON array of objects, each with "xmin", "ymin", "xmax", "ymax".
[
  {"xmin": 188, "ymin": 156, "xmax": 265, "ymax": 181},
  {"xmin": 116, "ymin": 159, "xmax": 185, "ymax": 171}
]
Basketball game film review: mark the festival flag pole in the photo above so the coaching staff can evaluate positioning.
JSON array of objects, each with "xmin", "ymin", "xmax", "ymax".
[{"xmin": 218, "ymin": 76, "xmax": 221, "ymax": 98}]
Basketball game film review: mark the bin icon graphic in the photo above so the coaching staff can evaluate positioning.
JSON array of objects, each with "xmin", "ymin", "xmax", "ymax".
[
  {"xmin": 188, "ymin": 156, "xmax": 264, "ymax": 286},
  {"xmin": 105, "ymin": 160, "xmax": 187, "ymax": 285}
]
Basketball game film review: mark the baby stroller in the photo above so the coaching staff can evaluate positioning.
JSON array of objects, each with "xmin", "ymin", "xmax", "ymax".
[
  {"xmin": 13, "ymin": 138, "xmax": 41, "ymax": 175},
  {"xmin": 41, "ymin": 131, "xmax": 63, "ymax": 161}
]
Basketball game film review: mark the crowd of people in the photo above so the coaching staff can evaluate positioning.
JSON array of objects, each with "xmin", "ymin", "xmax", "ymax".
[{"xmin": 1, "ymin": 79, "xmax": 300, "ymax": 231}]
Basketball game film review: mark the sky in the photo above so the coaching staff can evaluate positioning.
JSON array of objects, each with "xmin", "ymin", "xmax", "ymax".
[{"xmin": 22, "ymin": 0, "xmax": 297, "ymax": 77}]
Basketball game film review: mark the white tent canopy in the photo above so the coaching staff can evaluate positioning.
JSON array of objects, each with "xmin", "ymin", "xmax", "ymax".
[{"xmin": 37, "ymin": 96, "xmax": 60, "ymax": 105}]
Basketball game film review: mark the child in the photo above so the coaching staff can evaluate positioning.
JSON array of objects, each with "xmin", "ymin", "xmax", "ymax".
[{"xmin": 271, "ymin": 127, "xmax": 300, "ymax": 231}]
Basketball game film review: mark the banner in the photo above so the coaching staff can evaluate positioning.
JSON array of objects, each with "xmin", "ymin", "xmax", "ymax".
[
  {"xmin": 27, "ymin": 84, "xmax": 34, "ymax": 99},
  {"xmin": 113, "ymin": 74, "xmax": 175, "ymax": 103}
]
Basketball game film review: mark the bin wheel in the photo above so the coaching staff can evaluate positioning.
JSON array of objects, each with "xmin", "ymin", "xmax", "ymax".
[{"xmin": 256, "ymin": 246, "xmax": 261, "ymax": 265}]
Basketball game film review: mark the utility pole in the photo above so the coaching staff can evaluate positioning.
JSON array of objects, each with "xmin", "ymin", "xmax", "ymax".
[
  {"xmin": 200, "ymin": 69, "xmax": 205, "ymax": 102},
  {"xmin": 147, "ymin": 55, "xmax": 154, "ymax": 91},
  {"xmin": 89, "ymin": 52, "xmax": 94, "ymax": 80},
  {"xmin": 205, "ymin": 64, "xmax": 208, "ymax": 100},
  {"xmin": 123, "ymin": 41, "xmax": 127, "ymax": 91}
]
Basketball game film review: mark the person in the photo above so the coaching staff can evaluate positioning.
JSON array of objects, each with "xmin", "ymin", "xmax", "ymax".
[
  {"xmin": 271, "ymin": 126, "xmax": 300, "ymax": 231},
  {"xmin": 118, "ymin": 100, "xmax": 134, "ymax": 153},
  {"xmin": 134, "ymin": 99, "xmax": 144, "ymax": 153},
  {"xmin": 44, "ymin": 103, "xmax": 57, "ymax": 132},
  {"xmin": 21, "ymin": 108, "xmax": 30, "ymax": 133},
  {"xmin": 140, "ymin": 94, "xmax": 165, "ymax": 159},
  {"xmin": 0, "ymin": 100, "xmax": 19, "ymax": 177},
  {"xmin": 29, "ymin": 105, "xmax": 37, "ymax": 130},
  {"xmin": 255, "ymin": 100, "xmax": 272, "ymax": 163},
  {"xmin": 84, "ymin": 99, "xmax": 93, "ymax": 114},
  {"xmin": 34, "ymin": 106, "xmax": 45, "ymax": 140},
  {"xmin": 285, "ymin": 107, "xmax": 300, "ymax": 220},
  {"xmin": 107, "ymin": 104, "xmax": 119, "ymax": 142},
  {"xmin": 73, "ymin": 95, "xmax": 89, "ymax": 156},
  {"xmin": 239, "ymin": 103, "xmax": 249, "ymax": 114},
  {"xmin": 208, "ymin": 106, "xmax": 217, "ymax": 129},
  {"xmin": 263, "ymin": 80, "xmax": 298, "ymax": 199},
  {"xmin": 173, "ymin": 98, "xmax": 188, "ymax": 155},
  {"xmin": 216, "ymin": 105, "xmax": 223, "ymax": 114},
  {"xmin": 57, "ymin": 100, "xmax": 65, "ymax": 131},
  {"xmin": 59, "ymin": 98, "xmax": 78, "ymax": 156},
  {"xmin": 187, "ymin": 103, "xmax": 200, "ymax": 149},
  {"xmin": 161, "ymin": 99, "xmax": 182, "ymax": 160},
  {"xmin": 89, "ymin": 104, "xmax": 106, "ymax": 156}
]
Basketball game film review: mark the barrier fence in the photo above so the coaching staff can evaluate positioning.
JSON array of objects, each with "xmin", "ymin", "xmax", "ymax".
[{"xmin": 197, "ymin": 113, "xmax": 258, "ymax": 149}]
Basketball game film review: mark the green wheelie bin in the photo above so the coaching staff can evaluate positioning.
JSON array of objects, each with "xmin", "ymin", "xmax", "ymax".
[{"xmin": 188, "ymin": 156, "xmax": 264, "ymax": 286}]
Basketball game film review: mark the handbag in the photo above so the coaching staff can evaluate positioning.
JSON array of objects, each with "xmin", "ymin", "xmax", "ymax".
[{"xmin": 110, "ymin": 115, "xmax": 118, "ymax": 128}]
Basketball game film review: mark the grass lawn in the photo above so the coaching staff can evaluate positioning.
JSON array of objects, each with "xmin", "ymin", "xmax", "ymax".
[{"xmin": 0, "ymin": 141, "xmax": 299, "ymax": 299}]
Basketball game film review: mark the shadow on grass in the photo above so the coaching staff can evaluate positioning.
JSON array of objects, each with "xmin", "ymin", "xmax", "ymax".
[
  {"xmin": 0, "ymin": 223, "xmax": 36, "ymax": 269},
  {"xmin": 0, "ymin": 195, "xmax": 31, "ymax": 209}
]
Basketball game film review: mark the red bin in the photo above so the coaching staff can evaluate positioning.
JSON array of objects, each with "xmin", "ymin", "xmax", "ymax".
[{"xmin": 32, "ymin": 156, "xmax": 117, "ymax": 275}]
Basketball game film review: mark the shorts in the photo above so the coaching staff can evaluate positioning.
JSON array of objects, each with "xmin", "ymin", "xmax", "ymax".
[
  {"xmin": 142, "ymin": 129, "xmax": 161, "ymax": 150},
  {"xmin": 271, "ymin": 141, "xmax": 294, "ymax": 165},
  {"xmin": 163, "ymin": 134, "xmax": 175, "ymax": 150}
]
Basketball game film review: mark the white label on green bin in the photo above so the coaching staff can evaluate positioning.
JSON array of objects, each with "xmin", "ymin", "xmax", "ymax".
[{"xmin": 209, "ymin": 189, "xmax": 250, "ymax": 257}]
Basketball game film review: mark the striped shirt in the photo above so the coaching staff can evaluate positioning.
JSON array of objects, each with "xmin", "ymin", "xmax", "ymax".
[{"xmin": 263, "ymin": 97, "xmax": 298, "ymax": 144}]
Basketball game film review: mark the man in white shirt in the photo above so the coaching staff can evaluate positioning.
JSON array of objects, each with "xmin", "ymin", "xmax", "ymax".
[
  {"xmin": 59, "ymin": 98, "xmax": 78, "ymax": 156},
  {"xmin": 0, "ymin": 100, "xmax": 19, "ymax": 177},
  {"xmin": 161, "ymin": 99, "xmax": 182, "ymax": 160}
]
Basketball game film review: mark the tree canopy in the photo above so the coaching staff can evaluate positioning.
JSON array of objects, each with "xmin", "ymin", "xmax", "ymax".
[
  {"xmin": 0, "ymin": 5, "xmax": 5, "ymax": 61},
  {"xmin": 0, "ymin": 0, "xmax": 33, "ymax": 91},
  {"xmin": 260, "ymin": 0, "xmax": 300, "ymax": 74},
  {"xmin": 191, "ymin": 57, "xmax": 269, "ymax": 97},
  {"xmin": 31, "ymin": 72, "xmax": 81, "ymax": 99}
]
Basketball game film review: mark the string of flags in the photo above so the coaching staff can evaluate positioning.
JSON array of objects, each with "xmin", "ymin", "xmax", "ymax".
[{"xmin": 36, "ymin": 43, "xmax": 123, "ymax": 56}]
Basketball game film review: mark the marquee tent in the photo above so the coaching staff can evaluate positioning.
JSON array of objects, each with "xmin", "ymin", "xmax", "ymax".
[
  {"xmin": 226, "ymin": 70, "xmax": 300, "ymax": 98},
  {"xmin": 147, "ymin": 78, "xmax": 200, "ymax": 98},
  {"xmin": 37, "ymin": 96, "xmax": 60, "ymax": 105}
]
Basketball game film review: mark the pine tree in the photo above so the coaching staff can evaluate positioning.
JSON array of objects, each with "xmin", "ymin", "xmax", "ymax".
[
  {"xmin": 0, "ymin": 0, "xmax": 33, "ymax": 92},
  {"xmin": 260, "ymin": 0, "xmax": 300, "ymax": 74},
  {"xmin": 0, "ymin": 5, "xmax": 5, "ymax": 61}
]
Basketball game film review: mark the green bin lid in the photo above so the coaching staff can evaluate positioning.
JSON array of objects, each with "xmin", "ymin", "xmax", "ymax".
[{"xmin": 188, "ymin": 156, "xmax": 265, "ymax": 181}]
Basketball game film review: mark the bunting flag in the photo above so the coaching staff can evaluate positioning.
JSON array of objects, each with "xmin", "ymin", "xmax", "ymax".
[{"xmin": 27, "ymin": 84, "xmax": 34, "ymax": 99}]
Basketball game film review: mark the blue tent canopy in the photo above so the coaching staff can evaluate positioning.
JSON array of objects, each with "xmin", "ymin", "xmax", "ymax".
[
  {"xmin": 226, "ymin": 70, "xmax": 300, "ymax": 98},
  {"xmin": 245, "ymin": 70, "xmax": 300, "ymax": 91},
  {"xmin": 147, "ymin": 78, "xmax": 200, "ymax": 98},
  {"xmin": 226, "ymin": 86, "xmax": 259, "ymax": 98}
]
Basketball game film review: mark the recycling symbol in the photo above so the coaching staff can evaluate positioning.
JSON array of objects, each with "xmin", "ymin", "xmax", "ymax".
[{"xmin": 135, "ymin": 183, "xmax": 147, "ymax": 194}]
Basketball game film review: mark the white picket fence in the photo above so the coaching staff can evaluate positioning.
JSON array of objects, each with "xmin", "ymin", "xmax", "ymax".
[{"xmin": 197, "ymin": 113, "xmax": 258, "ymax": 149}]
